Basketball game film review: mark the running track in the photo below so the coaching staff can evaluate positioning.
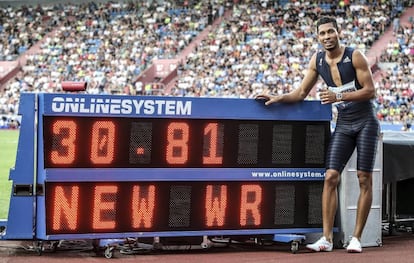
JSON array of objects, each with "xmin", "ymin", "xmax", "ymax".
[{"xmin": 0, "ymin": 233, "xmax": 413, "ymax": 263}]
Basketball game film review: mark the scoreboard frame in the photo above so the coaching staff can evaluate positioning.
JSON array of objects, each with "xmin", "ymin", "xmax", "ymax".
[{"xmin": 1, "ymin": 93, "xmax": 332, "ymax": 241}]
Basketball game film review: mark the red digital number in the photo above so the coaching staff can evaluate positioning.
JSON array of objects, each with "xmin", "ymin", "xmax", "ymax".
[
  {"xmin": 51, "ymin": 120, "xmax": 77, "ymax": 164},
  {"xmin": 203, "ymin": 123, "xmax": 223, "ymax": 164},
  {"xmin": 166, "ymin": 122, "xmax": 189, "ymax": 164},
  {"xmin": 90, "ymin": 121, "xmax": 116, "ymax": 164}
]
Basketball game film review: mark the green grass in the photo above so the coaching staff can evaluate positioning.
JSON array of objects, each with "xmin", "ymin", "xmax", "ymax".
[{"xmin": 0, "ymin": 129, "xmax": 19, "ymax": 219}]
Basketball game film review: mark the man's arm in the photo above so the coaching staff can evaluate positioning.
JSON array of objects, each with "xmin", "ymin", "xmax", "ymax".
[
  {"xmin": 256, "ymin": 53, "xmax": 319, "ymax": 105},
  {"xmin": 340, "ymin": 50, "xmax": 376, "ymax": 102}
]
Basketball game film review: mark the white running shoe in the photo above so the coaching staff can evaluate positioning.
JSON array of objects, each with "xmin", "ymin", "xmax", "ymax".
[
  {"xmin": 346, "ymin": 237, "xmax": 362, "ymax": 253},
  {"xmin": 306, "ymin": 236, "xmax": 333, "ymax": 252}
]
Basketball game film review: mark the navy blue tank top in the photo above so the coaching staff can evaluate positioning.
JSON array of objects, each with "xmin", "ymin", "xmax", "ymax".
[{"xmin": 316, "ymin": 47, "xmax": 375, "ymax": 119}]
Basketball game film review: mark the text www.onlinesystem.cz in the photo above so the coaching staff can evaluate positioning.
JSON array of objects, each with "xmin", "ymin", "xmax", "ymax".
[{"xmin": 251, "ymin": 171, "xmax": 326, "ymax": 179}]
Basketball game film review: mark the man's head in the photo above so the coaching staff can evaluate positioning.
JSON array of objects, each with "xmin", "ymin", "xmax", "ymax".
[
  {"xmin": 316, "ymin": 16, "xmax": 339, "ymax": 33},
  {"xmin": 316, "ymin": 16, "xmax": 340, "ymax": 51}
]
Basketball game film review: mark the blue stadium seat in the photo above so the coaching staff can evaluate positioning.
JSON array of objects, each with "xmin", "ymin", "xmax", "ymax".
[{"xmin": 18, "ymin": 46, "xmax": 27, "ymax": 54}]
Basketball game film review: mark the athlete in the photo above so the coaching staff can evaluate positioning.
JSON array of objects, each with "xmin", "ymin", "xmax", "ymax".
[{"xmin": 256, "ymin": 16, "xmax": 380, "ymax": 253}]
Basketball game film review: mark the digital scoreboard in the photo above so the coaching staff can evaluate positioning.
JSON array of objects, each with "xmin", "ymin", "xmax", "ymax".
[{"xmin": 3, "ymin": 93, "xmax": 332, "ymax": 240}]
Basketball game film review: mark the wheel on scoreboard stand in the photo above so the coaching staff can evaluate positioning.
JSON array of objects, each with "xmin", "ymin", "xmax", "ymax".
[
  {"xmin": 290, "ymin": 240, "xmax": 300, "ymax": 254},
  {"xmin": 104, "ymin": 246, "xmax": 116, "ymax": 259}
]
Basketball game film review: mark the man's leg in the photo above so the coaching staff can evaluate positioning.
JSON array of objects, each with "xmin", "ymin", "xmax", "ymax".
[
  {"xmin": 306, "ymin": 169, "xmax": 340, "ymax": 252},
  {"xmin": 346, "ymin": 170, "xmax": 373, "ymax": 253},
  {"xmin": 353, "ymin": 170, "xmax": 373, "ymax": 239},
  {"xmin": 322, "ymin": 169, "xmax": 341, "ymax": 242}
]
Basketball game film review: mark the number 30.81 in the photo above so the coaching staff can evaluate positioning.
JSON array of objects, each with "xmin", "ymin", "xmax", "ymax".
[{"xmin": 50, "ymin": 120, "xmax": 223, "ymax": 165}]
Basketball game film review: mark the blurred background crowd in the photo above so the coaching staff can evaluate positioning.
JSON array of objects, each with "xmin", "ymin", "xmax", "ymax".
[{"xmin": 0, "ymin": 0, "xmax": 413, "ymax": 130}]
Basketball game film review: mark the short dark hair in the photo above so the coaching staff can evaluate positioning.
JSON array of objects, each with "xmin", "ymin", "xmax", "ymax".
[{"xmin": 316, "ymin": 16, "xmax": 339, "ymax": 33}]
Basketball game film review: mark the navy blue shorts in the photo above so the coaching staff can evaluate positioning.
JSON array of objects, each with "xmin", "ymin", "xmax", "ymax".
[{"xmin": 326, "ymin": 116, "xmax": 380, "ymax": 173}]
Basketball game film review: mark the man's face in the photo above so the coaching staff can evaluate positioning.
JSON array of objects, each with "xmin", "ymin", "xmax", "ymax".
[{"xmin": 317, "ymin": 23, "xmax": 339, "ymax": 51}]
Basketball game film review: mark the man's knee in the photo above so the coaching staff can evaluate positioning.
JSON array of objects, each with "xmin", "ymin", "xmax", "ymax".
[
  {"xmin": 357, "ymin": 171, "xmax": 372, "ymax": 190},
  {"xmin": 325, "ymin": 169, "xmax": 340, "ymax": 187}
]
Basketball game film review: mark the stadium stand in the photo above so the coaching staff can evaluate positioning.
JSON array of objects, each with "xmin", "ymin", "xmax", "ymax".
[{"xmin": 0, "ymin": 0, "xmax": 413, "ymax": 130}]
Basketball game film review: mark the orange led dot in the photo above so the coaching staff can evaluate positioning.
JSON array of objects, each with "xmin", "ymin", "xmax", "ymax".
[{"xmin": 136, "ymin": 147, "xmax": 145, "ymax": 155}]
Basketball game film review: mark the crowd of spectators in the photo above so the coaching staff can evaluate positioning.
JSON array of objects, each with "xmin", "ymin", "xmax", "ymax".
[
  {"xmin": 0, "ymin": 0, "xmax": 413, "ymax": 130},
  {"xmin": 0, "ymin": 3, "xmax": 60, "ymax": 61},
  {"xmin": 171, "ymin": 1, "xmax": 393, "ymax": 98},
  {"xmin": 0, "ymin": 0, "xmax": 215, "ymax": 116},
  {"xmin": 375, "ymin": 14, "xmax": 414, "ymax": 128}
]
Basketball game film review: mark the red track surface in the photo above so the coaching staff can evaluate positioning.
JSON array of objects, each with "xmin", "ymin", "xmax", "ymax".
[{"xmin": 1, "ymin": 233, "xmax": 413, "ymax": 263}]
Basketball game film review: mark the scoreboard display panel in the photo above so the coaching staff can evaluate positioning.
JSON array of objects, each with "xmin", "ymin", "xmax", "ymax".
[
  {"xmin": 42, "ymin": 117, "xmax": 327, "ymax": 168},
  {"xmin": 33, "ymin": 93, "xmax": 331, "ymax": 240}
]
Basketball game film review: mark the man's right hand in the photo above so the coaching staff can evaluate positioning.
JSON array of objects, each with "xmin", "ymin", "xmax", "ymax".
[{"xmin": 255, "ymin": 94, "xmax": 282, "ymax": 106}]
